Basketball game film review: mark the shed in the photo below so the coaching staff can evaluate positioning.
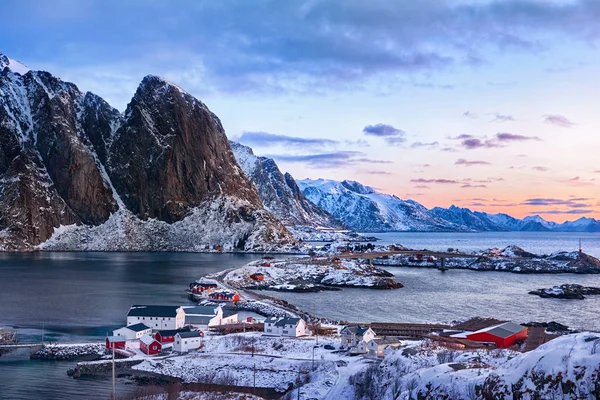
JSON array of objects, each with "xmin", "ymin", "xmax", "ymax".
[
  {"xmin": 106, "ymin": 336, "xmax": 126, "ymax": 350},
  {"xmin": 466, "ymin": 322, "xmax": 528, "ymax": 348},
  {"xmin": 140, "ymin": 334, "xmax": 162, "ymax": 355},
  {"xmin": 173, "ymin": 331, "xmax": 203, "ymax": 353}
]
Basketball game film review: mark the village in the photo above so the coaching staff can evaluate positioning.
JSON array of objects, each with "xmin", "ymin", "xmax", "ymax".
[{"xmin": 50, "ymin": 263, "xmax": 573, "ymax": 400}]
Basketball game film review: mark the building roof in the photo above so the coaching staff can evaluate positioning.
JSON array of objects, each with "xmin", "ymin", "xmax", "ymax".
[
  {"xmin": 370, "ymin": 337, "xmax": 402, "ymax": 346},
  {"xmin": 186, "ymin": 315, "xmax": 214, "ymax": 325},
  {"xmin": 183, "ymin": 306, "xmax": 219, "ymax": 316},
  {"xmin": 469, "ymin": 322, "xmax": 526, "ymax": 339},
  {"xmin": 107, "ymin": 336, "xmax": 126, "ymax": 343},
  {"xmin": 222, "ymin": 309, "xmax": 238, "ymax": 318},
  {"xmin": 178, "ymin": 331, "xmax": 203, "ymax": 339},
  {"xmin": 140, "ymin": 334, "xmax": 159, "ymax": 346},
  {"xmin": 156, "ymin": 327, "xmax": 190, "ymax": 337},
  {"xmin": 122, "ymin": 323, "xmax": 151, "ymax": 333},
  {"xmin": 265, "ymin": 316, "xmax": 303, "ymax": 327},
  {"xmin": 341, "ymin": 326, "xmax": 373, "ymax": 336},
  {"xmin": 127, "ymin": 305, "xmax": 181, "ymax": 318}
]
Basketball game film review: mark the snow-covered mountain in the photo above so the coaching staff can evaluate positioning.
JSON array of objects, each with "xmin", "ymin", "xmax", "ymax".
[
  {"xmin": 297, "ymin": 178, "xmax": 464, "ymax": 232},
  {"xmin": 230, "ymin": 142, "xmax": 341, "ymax": 228},
  {"xmin": 554, "ymin": 217, "xmax": 600, "ymax": 232},
  {"xmin": 298, "ymin": 178, "xmax": 599, "ymax": 233},
  {"xmin": 0, "ymin": 51, "xmax": 293, "ymax": 251}
]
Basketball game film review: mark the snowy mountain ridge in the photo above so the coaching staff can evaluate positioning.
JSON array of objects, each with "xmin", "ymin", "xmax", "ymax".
[
  {"xmin": 0, "ymin": 51, "xmax": 293, "ymax": 251},
  {"xmin": 229, "ymin": 142, "xmax": 341, "ymax": 228},
  {"xmin": 297, "ymin": 178, "xmax": 600, "ymax": 232}
]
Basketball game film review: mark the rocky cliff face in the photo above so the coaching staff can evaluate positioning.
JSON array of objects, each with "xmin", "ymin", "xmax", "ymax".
[
  {"xmin": 230, "ymin": 141, "xmax": 341, "ymax": 228},
  {"xmin": 0, "ymin": 53, "xmax": 293, "ymax": 251}
]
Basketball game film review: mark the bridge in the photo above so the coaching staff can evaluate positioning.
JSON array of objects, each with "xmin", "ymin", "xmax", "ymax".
[{"xmin": 0, "ymin": 343, "xmax": 45, "ymax": 355}]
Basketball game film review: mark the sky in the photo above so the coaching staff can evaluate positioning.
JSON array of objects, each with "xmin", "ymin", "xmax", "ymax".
[{"xmin": 1, "ymin": 0, "xmax": 599, "ymax": 222}]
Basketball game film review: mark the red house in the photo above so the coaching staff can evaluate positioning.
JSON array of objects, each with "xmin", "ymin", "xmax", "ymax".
[
  {"xmin": 189, "ymin": 281, "xmax": 219, "ymax": 293},
  {"xmin": 466, "ymin": 322, "xmax": 528, "ymax": 348},
  {"xmin": 154, "ymin": 327, "xmax": 191, "ymax": 343},
  {"xmin": 140, "ymin": 334, "xmax": 162, "ymax": 355},
  {"xmin": 106, "ymin": 336, "xmax": 126, "ymax": 350},
  {"xmin": 250, "ymin": 273, "xmax": 265, "ymax": 281},
  {"xmin": 208, "ymin": 290, "xmax": 240, "ymax": 302}
]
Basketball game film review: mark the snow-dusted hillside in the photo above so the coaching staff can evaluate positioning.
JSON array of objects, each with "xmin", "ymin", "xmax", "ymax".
[
  {"xmin": 350, "ymin": 333, "xmax": 600, "ymax": 400},
  {"xmin": 297, "ymin": 178, "xmax": 465, "ymax": 232},
  {"xmin": 230, "ymin": 142, "xmax": 341, "ymax": 228}
]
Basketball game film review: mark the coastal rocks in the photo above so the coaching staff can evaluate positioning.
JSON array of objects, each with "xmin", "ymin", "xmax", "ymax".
[
  {"xmin": 31, "ymin": 343, "xmax": 106, "ymax": 361},
  {"xmin": 67, "ymin": 359, "xmax": 144, "ymax": 378},
  {"xmin": 374, "ymin": 245, "xmax": 600, "ymax": 274},
  {"xmin": 522, "ymin": 321, "xmax": 574, "ymax": 334},
  {"xmin": 221, "ymin": 258, "xmax": 403, "ymax": 292},
  {"xmin": 529, "ymin": 284, "xmax": 600, "ymax": 300}
]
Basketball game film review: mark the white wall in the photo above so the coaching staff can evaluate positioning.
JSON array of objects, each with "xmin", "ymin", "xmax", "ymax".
[{"xmin": 173, "ymin": 336, "xmax": 202, "ymax": 353}]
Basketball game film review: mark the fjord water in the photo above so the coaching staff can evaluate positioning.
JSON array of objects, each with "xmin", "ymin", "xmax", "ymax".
[
  {"xmin": 1, "ymin": 232, "xmax": 600, "ymax": 399},
  {"xmin": 0, "ymin": 252, "xmax": 265, "ymax": 400}
]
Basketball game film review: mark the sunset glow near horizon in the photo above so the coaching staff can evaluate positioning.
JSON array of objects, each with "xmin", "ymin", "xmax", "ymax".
[{"xmin": 2, "ymin": 0, "xmax": 599, "ymax": 222}]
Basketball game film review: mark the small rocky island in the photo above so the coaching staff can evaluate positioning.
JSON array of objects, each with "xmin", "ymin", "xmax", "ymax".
[
  {"xmin": 373, "ymin": 245, "xmax": 600, "ymax": 274},
  {"xmin": 217, "ymin": 258, "xmax": 403, "ymax": 292},
  {"xmin": 529, "ymin": 284, "xmax": 600, "ymax": 300}
]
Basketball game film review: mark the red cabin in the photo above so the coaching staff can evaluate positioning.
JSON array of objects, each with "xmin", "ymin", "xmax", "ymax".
[
  {"xmin": 466, "ymin": 322, "xmax": 528, "ymax": 348},
  {"xmin": 154, "ymin": 327, "xmax": 191, "ymax": 343},
  {"xmin": 208, "ymin": 290, "xmax": 240, "ymax": 302},
  {"xmin": 140, "ymin": 334, "xmax": 162, "ymax": 355},
  {"xmin": 106, "ymin": 336, "xmax": 126, "ymax": 350},
  {"xmin": 250, "ymin": 273, "xmax": 265, "ymax": 281}
]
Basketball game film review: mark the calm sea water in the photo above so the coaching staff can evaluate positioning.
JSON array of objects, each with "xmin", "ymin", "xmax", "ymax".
[
  {"xmin": 1, "ymin": 232, "xmax": 600, "ymax": 399},
  {"xmin": 0, "ymin": 252, "xmax": 264, "ymax": 400}
]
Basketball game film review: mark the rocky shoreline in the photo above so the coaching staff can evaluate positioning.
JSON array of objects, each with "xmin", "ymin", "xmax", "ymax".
[
  {"xmin": 529, "ymin": 284, "xmax": 600, "ymax": 300},
  {"xmin": 31, "ymin": 343, "xmax": 106, "ymax": 361},
  {"xmin": 372, "ymin": 246, "xmax": 600, "ymax": 274}
]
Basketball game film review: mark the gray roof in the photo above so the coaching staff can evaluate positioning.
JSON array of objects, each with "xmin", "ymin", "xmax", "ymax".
[
  {"xmin": 223, "ymin": 310, "xmax": 238, "ymax": 318},
  {"xmin": 475, "ymin": 322, "xmax": 526, "ymax": 339},
  {"xmin": 123, "ymin": 323, "xmax": 151, "ymax": 332},
  {"xmin": 371, "ymin": 337, "xmax": 402, "ymax": 345},
  {"xmin": 128, "ymin": 305, "xmax": 180, "ymax": 318},
  {"xmin": 107, "ymin": 336, "xmax": 126, "ymax": 342},
  {"xmin": 178, "ymin": 331, "xmax": 203, "ymax": 339},
  {"xmin": 156, "ymin": 327, "xmax": 190, "ymax": 337},
  {"xmin": 265, "ymin": 316, "xmax": 303, "ymax": 327},
  {"xmin": 341, "ymin": 326, "xmax": 372, "ymax": 336},
  {"xmin": 183, "ymin": 306, "xmax": 219, "ymax": 316},
  {"xmin": 186, "ymin": 315, "xmax": 214, "ymax": 325}
]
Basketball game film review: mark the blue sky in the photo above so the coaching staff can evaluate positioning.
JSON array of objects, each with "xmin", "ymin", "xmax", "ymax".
[{"xmin": 2, "ymin": 0, "xmax": 600, "ymax": 220}]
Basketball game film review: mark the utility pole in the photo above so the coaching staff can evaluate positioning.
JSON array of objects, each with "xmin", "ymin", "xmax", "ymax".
[
  {"xmin": 253, "ymin": 362, "xmax": 256, "ymax": 396},
  {"xmin": 112, "ymin": 344, "xmax": 116, "ymax": 400},
  {"xmin": 41, "ymin": 323, "xmax": 44, "ymax": 345},
  {"xmin": 312, "ymin": 346, "xmax": 315, "ymax": 371},
  {"xmin": 297, "ymin": 367, "xmax": 301, "ymax": 400}
]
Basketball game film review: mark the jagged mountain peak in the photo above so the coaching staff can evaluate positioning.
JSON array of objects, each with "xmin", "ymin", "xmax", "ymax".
[
  {"xmin": 341, "ymin": 180, "xmax": 375, "ymax": 195},
  {"xmin": 0, "ymin": 51, "xmax": 29, "ymax": 75},
  {"xmin": 230, "ymin": 142, "xmax": 342, "ymax": 228}
]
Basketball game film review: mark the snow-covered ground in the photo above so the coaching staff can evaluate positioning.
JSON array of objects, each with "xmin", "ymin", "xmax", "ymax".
[
  {"xmin": 133, "ymin": 332, "xmax": 348, "ymax": 398},
  {"xmin": 348, "ymin": 333, "xmax": 600, "ymax": 400},
  {"xmin": 373, "ymin": 245, "xmax": 600, "ymax": 274},
  {"xmin": 219, "ymin": 258, "xmax": 400, "ymax": 291}
]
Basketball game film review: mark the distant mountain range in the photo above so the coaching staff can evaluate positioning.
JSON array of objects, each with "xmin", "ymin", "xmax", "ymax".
[{"xmin": 296, "ymin": 178, "xmax": 600, "ymax": 233}]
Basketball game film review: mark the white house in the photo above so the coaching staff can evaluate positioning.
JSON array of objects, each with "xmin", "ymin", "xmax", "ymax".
[
  {"xmin": 182, "ymin": 305, "xmax": 223, "ymax": 330},
  {"xmin": 113, "ymin": 323, "xmax": 152, "ymax": 340},
  {"xmin": 366, "ymin": 337, "xmax": 402, "ymax": 358},
  {"xmin": 340, "ymin": 326, "xmax": 376, "ymax": 349},
  {"xmin": 264, "ymin": 317, "xmax": 307, "ymax": 337},
  {"xmin": 127, "ymin": 305, "xmax": 185, "ymax": 330},
  {"xmin": 173, "ymin": 331, "xmax": 203, "ymax": 353}
]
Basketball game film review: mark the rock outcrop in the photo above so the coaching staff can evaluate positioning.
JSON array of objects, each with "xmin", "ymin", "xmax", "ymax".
[{"xmin": 0, "ymin": 52, "xmax": 294, "ymax": 251}]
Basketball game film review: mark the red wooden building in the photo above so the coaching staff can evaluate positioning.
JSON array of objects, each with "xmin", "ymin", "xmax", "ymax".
[
  {"xmin": 140, "ymin": 334, "xmax": 162, "ymax": 355},
  {"xmin": 208, "ymin": 290, "xmax": 240, "ymax": 302},
  {"xmin": 154, "ymin": 327, "xmax": 191, "ymax": 343},
  {"xmin": 189, "ymin": 281, "xmax": 219, "ymax": 294},
  {"xmin": 466, "ymin": 322, "xmax": 528, "ymax": 348},
  {"xmin": 250, "ymin": 273, "xmax": 265, "ymax": 281},
  {"xmin": 106, "ymin": 336, "xmax": 126, "ymax": 350}
]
